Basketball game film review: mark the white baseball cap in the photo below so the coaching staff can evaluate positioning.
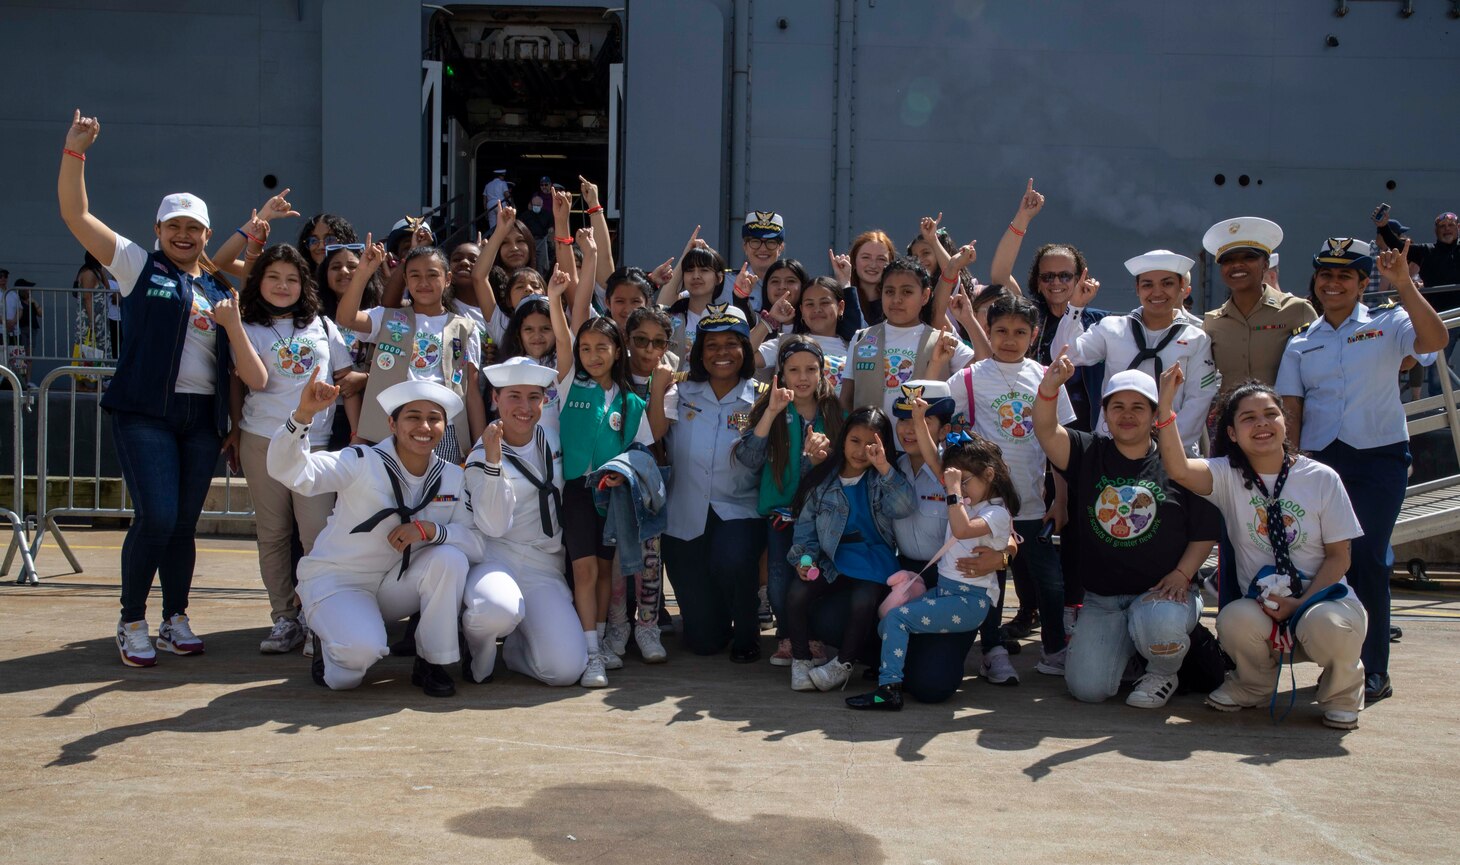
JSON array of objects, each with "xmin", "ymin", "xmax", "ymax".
[
  {"xmin": 1101, "ymin": 369, "xmax": 1160, "ymax": 405},
  {"xmin": 156, "ymin": 193, "xmax": 210, "ymax": 228}
]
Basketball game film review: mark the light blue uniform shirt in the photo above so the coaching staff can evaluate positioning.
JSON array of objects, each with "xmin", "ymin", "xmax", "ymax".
[
  {"xmin": 665, "ymin": 378, "xmax": 763, "ymax": 540},
  {"xmin": 1276, "ymin": 303, "xmax": 1431, "ymax": 451},
  {"xmin": 892, "ymin": 452, "xmax": 947, "ymax": 561}
]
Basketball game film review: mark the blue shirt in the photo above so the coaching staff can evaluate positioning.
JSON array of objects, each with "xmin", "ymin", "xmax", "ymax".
[
  {"xmin": 1276, "ymin": 302, "xmax": 1430, "ymax": 451},
  {"xmin": 664, "ymin": 378, "xmax": 763, "ymax": 539},
  {"xmin": 832, "ymin": 473, "xmax": 902, "ymax": 584}
]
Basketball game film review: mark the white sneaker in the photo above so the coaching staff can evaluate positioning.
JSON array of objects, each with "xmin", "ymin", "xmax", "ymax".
[
  {"xmin": 981, "ymin": 646, "xmax": 1020, "ymax": 686},
  {"xmin": 1322, "ymin": 708, "xmax": 1359, "ymax": 730},
  {"xmin": 1205, "ymin": 684, "xmax": 1245, "ymax": 712},
  {"xmin": 156, "ymin": 614, "xmax": 205, "ymax": 655},
  {"xmin": 1126, "ymin": 672, "xmax": 1178, "ymax": 708},
  {"xmin": 809, "ymin": 657, "xmax": 853, "ymax": 691},
  {"xmin": 634, "ymin": 624, "xmax": 667, "ymax": 663},
  {"xmin": 599, "ymin": 646, "xmax": 624, "ymax": 671},
  {"xmin": 604, "ymin": 621, "xmax": 630, "ymax": 657},
  {"xmin": 1035, "ymin": 647, "xmax": 1066, "ymax": 676},
  {"xmin": 116, "ymin": 618, "xmax": 156, "ymax": 667},
  {"xmin": 579, "ymin": 653, "xmax": 608, "ymax": 688},
  {"xmin": 791, "ymin": 659, "xmax": 816, "ymax": 692},
  {"xmin": 259, "ymin": 617, "xmax": 304, "ymax": 654},
  {"xmin": 301, "ymin": 621, "xmax": 315, "ymax": 657}
]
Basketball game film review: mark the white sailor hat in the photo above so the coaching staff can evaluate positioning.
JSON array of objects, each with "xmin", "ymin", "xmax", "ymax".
[
  {"xmin": 1102, "ymin": 369, "xmax": 1159, "ymax": 405},
  {"xmin": 485, "ymin": 356, "xmax": 558, "ymax": 390},
  {"xmin": 492, "ymin": 168, "xmax": 507, "ymax": 175},
  {"xmin": 1202, "ymin": 217, "xmax": 1283, "ymax": 260},
  {"xmin": 1269, "ymin": 253, "xmax": 1280, "ymax": 269},
  {"xmin": 377, "ymin": 380, "xmax": 463, "ymax": 419},
  {"xmin": 892, "ymin": 380, "xmax": 955, "ymax": 419},
  {"xmin": 1125, "ymin": 249, "xmax": 1196, "ymax": 278},
  {"xmin": 1312, "ymin": 238, "xmax": 1374, "ymax": 275},
  {"xmin": 156, "ymin": 193, "xmax": 210, "ymax": 228}
]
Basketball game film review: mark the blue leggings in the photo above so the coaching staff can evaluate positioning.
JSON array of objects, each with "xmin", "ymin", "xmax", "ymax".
[{"xmin": 878, "ymin": 583, "xmax": 990, "ymax": 686}]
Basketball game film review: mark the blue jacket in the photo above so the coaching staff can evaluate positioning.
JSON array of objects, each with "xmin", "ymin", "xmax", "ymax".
[
  {"xmin": 101, "ymin": 250, "xmax": 233, "ymax": 435},
  {"xmin": 786, "ymin": 467, "xmax": 916, "ymax": 583},
  {"xmin": 589, "ymin": 445, "xmax": 670, "ymax": 575}
]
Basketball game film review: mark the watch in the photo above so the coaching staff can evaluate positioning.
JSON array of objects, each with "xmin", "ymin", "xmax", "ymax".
[{"xmin": 945, "ymin": 493, "xmax": 961, "ymax": 506}]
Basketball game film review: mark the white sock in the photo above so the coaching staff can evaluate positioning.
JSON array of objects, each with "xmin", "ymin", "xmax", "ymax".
[
  {"xmin": 596, "ymin": 622, "xmax": 606, "ymax": 640},
  {"xmin": 585, "ymin": 630, "xmax": 599, "ymax": 654}
]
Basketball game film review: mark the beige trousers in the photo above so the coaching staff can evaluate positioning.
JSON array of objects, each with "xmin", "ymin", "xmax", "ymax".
[
  {"xmin": 239, "ymin": 430, "xmax": 336, "ymax": 622},
  {"xmin": 1215, "ymin": 595, "xmax": 1368, "ymax": 713}
]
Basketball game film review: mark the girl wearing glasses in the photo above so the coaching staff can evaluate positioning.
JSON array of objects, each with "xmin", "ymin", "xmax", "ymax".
[{"xmin": 297, "ymin": 213, "xmax": 358, "ymax": 268}]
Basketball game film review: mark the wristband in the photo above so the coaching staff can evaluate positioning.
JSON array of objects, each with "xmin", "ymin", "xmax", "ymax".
[
  {"xmin": 1037, "ymin": 388, "xmax": 1059, "ymax": 401},
  {"xmin": 63, "ymin": 148, "xmax": 86, "ymax": 162},
  {"xmin": 1007, "ymin": 223, "xmax": 1026, "ymax": 237},
  {"xmin": 585, "ymin": 205, "xmax": 604, "ymax": 215},
  {"xmin": 1153, "ymin": 410, "xmax": 1178, "ymax": 430},
  {"xmin": 237, "ymin": 228, "xmax": 263, "ymax": 245},
  {"xmin": 414, "ymin": 520, "xmax": 428, "ymax": 541},
  {"xmin": 939, "ymin": 274, "xmax": 958, "ymax": 285},
  {"xmin": 1172, "ymin": 566, "xmax": 1190, "ymax": 582},
  {"xmin": 554, "ymin": 235, "xmax": 574, "ymax": 245}
]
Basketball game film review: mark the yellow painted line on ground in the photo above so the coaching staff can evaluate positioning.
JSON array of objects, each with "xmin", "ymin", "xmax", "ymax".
[{"xmin": 62, "ymin": 544, "xmax": 255, "ymax": 555}]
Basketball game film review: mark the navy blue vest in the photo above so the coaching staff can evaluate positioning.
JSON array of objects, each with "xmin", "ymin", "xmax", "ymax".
[{"xmin": 100, "ymin": 250, "xmax": 233, "ymax": 435}]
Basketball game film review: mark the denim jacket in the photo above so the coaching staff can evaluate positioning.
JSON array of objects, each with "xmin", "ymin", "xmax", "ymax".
[
  {"xmin": 786, "ymin": 467, "xmax": 916, "ymax": 584},
  {"xmin": 588, "ymin": 445, "xmax": 670, "ymax": 575}
]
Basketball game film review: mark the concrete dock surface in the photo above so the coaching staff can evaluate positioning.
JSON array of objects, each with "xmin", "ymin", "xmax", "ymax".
[{"xmin": 2, "ymin": 529, "xmax": 1458, "ymax": 864}]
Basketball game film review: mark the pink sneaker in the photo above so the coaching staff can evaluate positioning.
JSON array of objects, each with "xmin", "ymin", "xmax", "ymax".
[
  {"xmin": 810, "ymin": 640, "xmax": 831, "ymax": 666},
  {"xmin": 769, "ymin": 638, "xmax": 792, "ymax": 667}
]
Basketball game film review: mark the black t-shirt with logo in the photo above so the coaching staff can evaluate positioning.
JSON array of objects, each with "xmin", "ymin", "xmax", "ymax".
[{"xmin": 1056, "ymin": 430, "xmax": 1220, "ymax": 596}]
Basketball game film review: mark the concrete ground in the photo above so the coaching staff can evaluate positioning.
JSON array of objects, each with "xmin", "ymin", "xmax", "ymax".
[{"xmin": 2, "ymin": 529, "xmax": 1458, "ymax": 864}]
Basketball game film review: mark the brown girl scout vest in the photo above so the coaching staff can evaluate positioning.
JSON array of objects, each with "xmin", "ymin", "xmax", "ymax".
[
  {"xmin": 358, "ymin": 306, "xmax": 475, "ymax": 457},
  {"xmin": 848, "ymin": 322, "xmax": 940, "ymax": 410}
]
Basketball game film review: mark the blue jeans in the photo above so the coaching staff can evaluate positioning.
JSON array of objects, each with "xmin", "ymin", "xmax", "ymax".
[
  {"xmin": 1312, "ymin": 439, "xmax": 1407, "ymax": 678},
  {"xmin": 1065, "ymin": 590, "xmax": 1200, "ymax": 703},
  {"xmin": 878, "ymin": 583, "xmax": 990, "ymax": 686},
  {"xmin": 765, "ymin": 518, "xmax": 794, "ymax": 637},
  {"xmin": 111, "ymin": 396, "xmax": 222, "ymax": 622}
]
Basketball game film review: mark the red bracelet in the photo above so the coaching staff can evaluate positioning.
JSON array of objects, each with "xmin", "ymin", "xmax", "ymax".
[
  {"xmin": 554, "ymin": 235, "xmax": 574, "ymax": 244},
  {"xmin": 413, "ymin": 520, "xmax": 429, "ymax": 541},
  {"xmin": 585, "ymin": 205, "xmax": 604, "ymax": 215},
  {"xmin": 1007, "ymin": 223, "xmax": 1026, "ymax": 237},
  {"xmin": 63, "ymin": 148, "xmax": 86, "ymax": 162},
  {"xmin": 243, "ymin": 231, "xmax": 263, "ymax": 245},
  {"xmin": 1037, "ymin": 388, "xmax": 1059, "ymax": 401},
  {"xmin": 939, "ymin": 274, "xmax": 958, "ymax": 285},
  {"xmin": 1153, "ymin": 410, "xmax": 1178, "ymax": 430}
]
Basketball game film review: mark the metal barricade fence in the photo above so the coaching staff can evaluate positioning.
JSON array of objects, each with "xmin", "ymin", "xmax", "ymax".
[
  {"xmin": 1, "ymin": 364, "xmax": 37, "ymax": 584},
  {"xmin": 1, "ymin": 285, "xmax": 119, "ymax": 390},
  {"xmin": 28, "ymin": 366, "xmax": 255, "ymax": 583}
]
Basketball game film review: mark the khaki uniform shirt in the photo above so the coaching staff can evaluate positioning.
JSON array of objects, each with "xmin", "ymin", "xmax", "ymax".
[{"xmin": 1203, "ymin": 286, "xmax": 1316, "ymax": 388}]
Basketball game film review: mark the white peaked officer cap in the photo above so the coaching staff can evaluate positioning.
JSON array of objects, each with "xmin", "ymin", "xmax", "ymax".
[
  {"xmin": 1202, "ymin": 217, "xmax": 1282, "ymax": 259},
  {"xmin": 1125, "ymin": 250, "xmax": 1196, "ymax": 277},
  {"xmin": 486, "ymin": 356, "xmax": 558, "ymax": 389},
  {"xmin": 377, "ymin": 380, "xmax": 464, "ymax": 419},
  {"xmin": 156, "ymin": 193, "xmax": 210, "ymax": 228}
]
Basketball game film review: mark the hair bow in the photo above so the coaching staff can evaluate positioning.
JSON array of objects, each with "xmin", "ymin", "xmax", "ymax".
[{"xmin": 945, "ymin": 430, "xmax": 974, "ymax": 447}]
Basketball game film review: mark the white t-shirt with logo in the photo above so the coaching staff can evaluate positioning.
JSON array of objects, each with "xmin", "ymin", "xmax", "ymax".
[
  {"xmin": 1200, "ymin": 456, "xmax": 1363, "ymax": 595},
  {"xmin": 108, "ymin": 234, "xmax": 218, "ymax": 394},
  {"xmin": 360, "ymin": 306, "xmax": 481, "ymax": 385},
  {"xmin": 236, "ymin": 318, "xmax": 351, "ymax": 445},
  {"xmin": 947, "ymin": 359, "xmax": 1074, "ymax": 520},
  {"xmin": 850, "ymin": 322, "xmax": 975, "ymax": 416},
  {"xmin": 757, "ymin": 333, "xmax": 850, "ymax": 397}
]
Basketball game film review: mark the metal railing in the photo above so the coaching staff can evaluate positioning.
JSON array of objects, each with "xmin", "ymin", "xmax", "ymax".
[
  {"xmin": 1, "ymin": 364, "xmax": 37, "ymax": 584},
  {"xmin": 27, "ymin": 366, "xmax": 255, "ymax": 582},
  {"xmin": 2, "ymin": 285, "xmax": 118, "ymax": 390}
]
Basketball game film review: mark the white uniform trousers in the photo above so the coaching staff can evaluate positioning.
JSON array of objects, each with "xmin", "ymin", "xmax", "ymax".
[
  {"xmin": 462, "ymin": 553, "xmax": 587, "ymax": 686},
  {"xmin": 307, "ymin": 545, "xmax": 469, "ymax": 690}
]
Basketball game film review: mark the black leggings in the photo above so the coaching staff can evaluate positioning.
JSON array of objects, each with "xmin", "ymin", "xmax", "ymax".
[{"xmin": 784, "ymin": 576, "xmax": 885, "ymax": 663}]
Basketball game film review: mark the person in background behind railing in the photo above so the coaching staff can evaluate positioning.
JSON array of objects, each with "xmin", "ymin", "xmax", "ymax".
[
  {"xmin": 57, "ymin": 109, "xmax": 235, "ymax": 669},
  {"xmin": 1276, "ymin": 238, "xmax": 1448, "ymax": 705},
  {"xmin": 1375, "ymin": 206, "xmax": 1460, "ymax": 307},
  {"xmin": 74, "ymin": 252, "xmax": 118, "ymax": 362}
]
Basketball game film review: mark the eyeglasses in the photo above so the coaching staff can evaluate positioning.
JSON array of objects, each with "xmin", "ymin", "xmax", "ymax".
[
  {"xmin": 745, "ymin": 238, "xmax": 782, "ymax": 251},
  {"xmin": 1037, "ymin": 271, "xmax": 1076, "ymax": 284},
  {"xmin": 304, "ymin": 235, "xmax": 341, "ymax": 249},
  {"xmin": 324, "ymin": 243, "xmax": 366, "ymax": 253},
  {"xmin": 631, "ymin": 335, "xmax": 671, "ymax": 351}
]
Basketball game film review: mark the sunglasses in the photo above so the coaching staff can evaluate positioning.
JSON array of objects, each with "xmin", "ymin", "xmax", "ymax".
[
  {"xmin": 631, "ymin": 335, "xmax": 671, "ymax": 351},
  {"xmin": 1037, "ymin": 271, "xmax": 1076, "ymax": 284},
  {"xmin": 304, "ymin": 235, "xmax": 342, "ymax": 249},
  {"xmin": 324, "ymin": 243, "xmax": 365, "ymax": 253}
]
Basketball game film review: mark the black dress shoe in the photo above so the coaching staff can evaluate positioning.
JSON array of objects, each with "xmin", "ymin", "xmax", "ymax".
[
  {"xmin": 1390, "ymin": 626, "xmax": 1403, "ymax": 643},
  {"xmin": 310, "ymin": 633, "xmax": 327, "ymax": 688},
  {"xmin": 411, "ymin": 657, "xmax": 457, "ymax": 697},
  {"xmin": 730, "ymin": 644, "xmax": 761, "ymax": 664},
  {"xmin": 1364, "ymin": 673, "xmax": 1393, "ymax": 703},
  {"xmin": 389, "ymin": 612, "xmax": 421, "ymax": 657},
  {"xmin": 846, "ymin": 683, "xmax": 903, "ymax": 711}
]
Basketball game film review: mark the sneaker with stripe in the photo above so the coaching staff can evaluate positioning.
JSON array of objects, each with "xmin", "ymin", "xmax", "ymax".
[
  {"xmin": 1125, "ymin": 672, "xmax": 1178, "ymax": 709},
  {"xmin": 116, "ymin": 618, "xmax": 157, "ymax": 668},
  {"xmin": 156, "ymin": 614, "xmax": 205, "ymax": 655}
]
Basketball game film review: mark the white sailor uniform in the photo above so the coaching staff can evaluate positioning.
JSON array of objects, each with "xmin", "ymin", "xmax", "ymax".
[
  {"xmin": 267, "ymin": 417, "xmax": 484, "ymax": 690},
  {"xmin": 1069, "ymin": 310, "xmax": 1219, "ymax": 452},
  {"xmin": 460, "ymin": 424, "xmax": 589, "ymax": 685}
]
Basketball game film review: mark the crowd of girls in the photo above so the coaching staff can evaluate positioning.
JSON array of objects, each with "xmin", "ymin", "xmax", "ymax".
[{"xmin": 60, "ymin": 107, "xmax": 1440, "ymax": 726}]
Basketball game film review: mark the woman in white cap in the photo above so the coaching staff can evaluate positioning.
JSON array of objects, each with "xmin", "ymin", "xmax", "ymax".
[
  {"xmin": 1034, "ymin": 360, "xmax": 1220, "ymax": 707},
  {"xmin": 57, "ymin": 110, "xmax": 237, "ymax": 667},
  {"xmin": 1276, "ymin": 238, "xmax": 1447, "ymax": 704},
  {"xmin": 459, "ymin": 357, "xmax": 588, "ymax": 686},
  {"xmin": 1069, "ymin": 250, "xmax": 1220, "ymax": 454},
  {"xmin": 267, "ymin": 374, "xmax": 485, "ymax": 697}
]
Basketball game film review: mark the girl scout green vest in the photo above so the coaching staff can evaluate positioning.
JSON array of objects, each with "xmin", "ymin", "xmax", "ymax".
[
  {"xmin": 560, "ymin": 375, "xmax": 647, "ymax": 480},
  {"xmin": 359, "ymin": 306, "xmax": 475, "ymax": 456}
]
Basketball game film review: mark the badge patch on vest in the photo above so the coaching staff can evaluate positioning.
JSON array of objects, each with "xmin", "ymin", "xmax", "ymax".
[
  {"xmin": 609, "ymin": 411, "xmax": 623, "ymax": 432},
  {"xmin": 856, "ymin": 339, "xmax": 879, "ymax": 359},
  {"xmin": 149, "ymin": 274, "xmax": 178, "ymax": 289},
  {"xmin": 386, "ymin": 316, "xmax": 409, "ymax": 342},
  {"xmin": 377, "ymin": 351, "xmax": 396, "ymax": 371}
]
